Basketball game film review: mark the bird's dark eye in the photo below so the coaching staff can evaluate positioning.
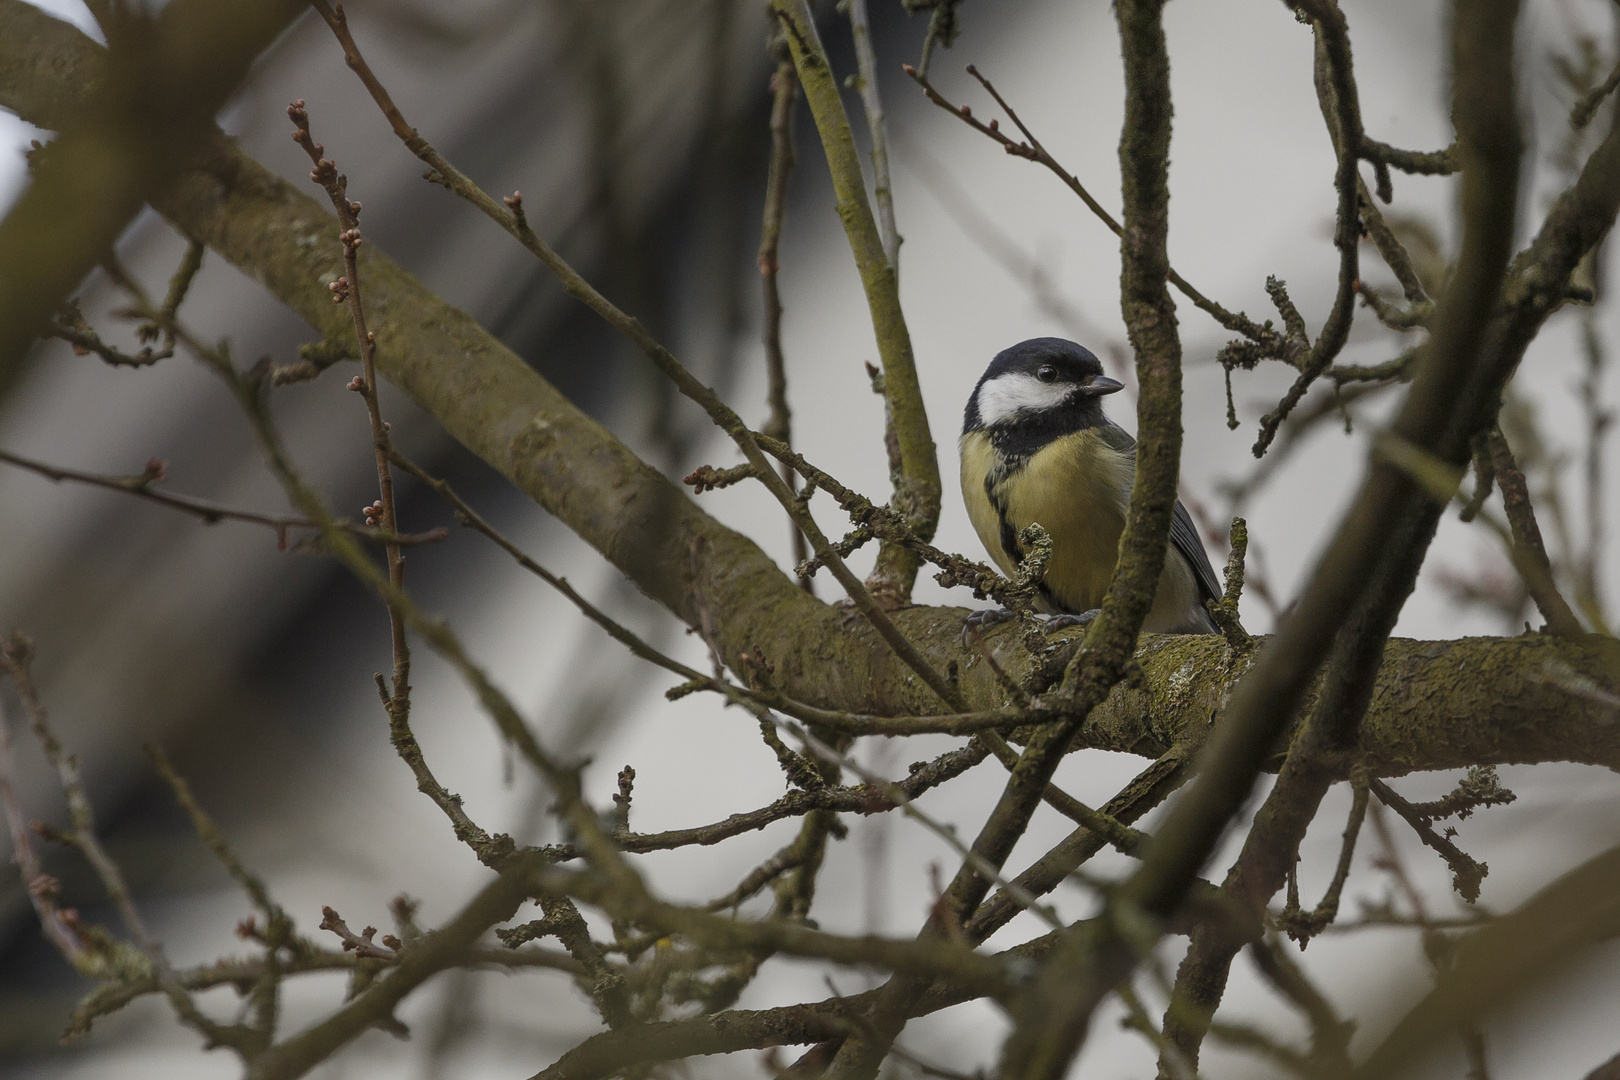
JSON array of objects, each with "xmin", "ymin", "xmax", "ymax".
[{"xmin": 1036, "ymin": 365, "xmax": 1058, "ymax": 383}]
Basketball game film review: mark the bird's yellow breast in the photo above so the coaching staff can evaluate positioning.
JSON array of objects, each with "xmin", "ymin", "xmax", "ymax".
[
  {"xmin": 961, "ymin": 429, "xmax": 1132, "ymax": 614},
  {"xmin": 961, "ymin": 429, "xmax": 1207, "ymax": 629}
]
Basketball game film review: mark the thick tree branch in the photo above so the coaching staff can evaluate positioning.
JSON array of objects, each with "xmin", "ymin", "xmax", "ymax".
[{"xmin": 2, "ymin": 3, "xmax": 1617, "ymax": 777}]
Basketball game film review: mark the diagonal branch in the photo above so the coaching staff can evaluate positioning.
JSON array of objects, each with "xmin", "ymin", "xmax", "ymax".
[
  {"xmin": 308, "ymin": 0, "xmax": 959, "ymax": 710},
  {"xmin": 0, "ymin": 445, "xmax": 443, "ymax": 547},
  {"xmin": 0, "ymin": 0, "xmax": 306, "ymax": 385},
  {"xmin": 1, "ymin": 2, "xmax": 1615, "ymax": 781},
  {"xmin": 1486, "ymin": 426, "xmax": 1584, "ymax": 634}
]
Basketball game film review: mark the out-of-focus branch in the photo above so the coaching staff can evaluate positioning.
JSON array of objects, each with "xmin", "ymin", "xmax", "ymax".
[
  {"xmin": 0, "ymin": 0, "xmax": 306, "ymax": 389},
  {"xmin": 2, "ymin": 636, "xmax": 260, "ymax": 1055},
  {"xmin": 772, "ymin": 0, "xmax": 941, "ymax": 604},
  {"xmin": 146, "ymin": 744, "xmax": 289, "ymax": 1043},
  {"xmin": 994, "ymin": 0, "xmax": 1196, "ymax": 1072},
  {"xmin": 0, "ymin": 672, "xmax": 85, "ymax": 968},
  {"xmin": 1575, "ymin": 313, "xmax": 1612, "ymax": 632},
  {"xmin": 758, "ymin": 48, "xmax": 810, "ymax": 580},
  {"xmin": 1349, "ymin": 844, "xmax": 1620, "ymax": 1080},
  {"xmin": 1148, "ymin": 1, "xmax": 1529, "ymax": 1070},
  {"xmin": 3, "ymin": 3, "xmax": 1615, "ymax": 771},
  {"xmin": 548, "ymin": 864, "xmax": 1017, "ymax": 1000},
  {"xmin": 244, "ymin": 855, "xmax": 543, "ymax": 1080},
  {"xmin": 0, "ymin": 446, "xmax": 443, "ymax": 548},
  {"xmin": 1572, "ymin": 57, "xmax": 1620, "ymax": 131},
  {"xmin": 847, "ymin": 0, "xmax": 898, "ymax": 270},
  {"xmin": 68, "ymin": 940, "xmax": 583, "ymax": 1040},
  {"xmin": 964, "ymin": 750, "xmax": 1191, "ymax": 944},
  {"xmin": 824, "ymin": 1, "xmax": 1198, "ymax": 1051}
]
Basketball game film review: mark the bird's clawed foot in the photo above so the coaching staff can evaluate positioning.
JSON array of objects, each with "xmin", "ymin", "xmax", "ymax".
[
  {"xmin": 1042, "ymin": 609, "xmax": 1100, "ymax": 633},
  {"xmin": 960, "ymin": 608, "xmax": 1100, "ymax": 648},
  {"xmin": 961, "ymin": 607, "xmax": 1015, "ymax": 647}
]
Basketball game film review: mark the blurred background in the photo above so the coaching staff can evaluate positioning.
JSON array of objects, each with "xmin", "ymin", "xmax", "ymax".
[{"xmin": 0, "ymin": 0, "xmax": 1617, "ymax": 1077}]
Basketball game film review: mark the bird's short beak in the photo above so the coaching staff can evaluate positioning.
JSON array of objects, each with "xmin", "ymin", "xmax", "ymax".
[{"xmin": 1084, "ymin": 376, "xmax": 1126, "ymax": 396}]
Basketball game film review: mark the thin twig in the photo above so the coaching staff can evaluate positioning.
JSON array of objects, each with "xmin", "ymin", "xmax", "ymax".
[
  {"xmin": 0, "ymin": 446, "xmax": 443, "ymax": 548},
  {"xmin": 146, "ymin": 742, "xmax": 288, "ymax": 1042},
  {"xmin": 0, "ymin": 673, "xmax": 85, "ymax": 967},
  {"xmin": 1369, "ymin": 777, "xmax": 1488, "ymax": 904},
  {"xmin": 1, "ymin": 635, "xmax": 257, "ymax": 1053},
  {"xmin": 397, "ymin": 451, "xmax": 1022, "ymax": 748},
  {"xmin": 847, "ymin": 0, "xmax": 899, "ymax": 270},
  {"xmin": 316, "ymin": 0, "xmax": 960, "ymax": 710},
  {"xmin": 285, "ymin": 97, "xmax": 411, "ymax": 707},
  {"xmin": 773, "ymin": 0, "xmax": 941, "ymax": 605},
  {"xmin": 758, "ymin": 48, "xmax": 811, "ymax": 586},
  {"xmin": 906, "ymin": 63, "xmax": 1274, "ymax": 344},
  {"xmin": 1278, "ymin": 775, "xmax": 1368, "ymax": 944},
  {"xmin": 1485, "ymin": 427, "xmax": 1584, "ymax": 635}
]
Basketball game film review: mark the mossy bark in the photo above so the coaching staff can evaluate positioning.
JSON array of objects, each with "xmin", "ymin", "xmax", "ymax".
[{"xmin": 3, "ymin": 2, "xmax": 1618, "ymax": 783}]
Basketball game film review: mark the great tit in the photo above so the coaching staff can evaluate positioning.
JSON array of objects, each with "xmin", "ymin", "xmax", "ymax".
[{"xmin": 960, "ymin": 337, "xmax": 1223, "ymax": 634}]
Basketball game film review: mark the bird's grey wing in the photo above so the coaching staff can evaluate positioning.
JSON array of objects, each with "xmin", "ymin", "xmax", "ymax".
[
  {"xmin": 1172, "ymin": 500, "xmax": 1224, "ymax": 603},
  {"xmin": 1099, "ymin": 421, "xmax": 1222, "ymax": 603},
  {"xmin": 1096, "ymin": 421, "xmax": 1137, "ymax": 455},
  {"xmin": 1095, "ymin": 420, "xmax": 1218, "ymax": 605}
]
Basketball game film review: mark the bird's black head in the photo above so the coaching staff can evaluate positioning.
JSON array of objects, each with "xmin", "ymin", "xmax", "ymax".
[{"xmin": 962, "ymin": 337, "xmax": 1124, "ymax": 436}]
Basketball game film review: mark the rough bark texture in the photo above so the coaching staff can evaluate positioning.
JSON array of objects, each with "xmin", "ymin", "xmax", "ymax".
[{"xmin": 1, "ymin": 2, "xmax": 1617, "ymax": 779}]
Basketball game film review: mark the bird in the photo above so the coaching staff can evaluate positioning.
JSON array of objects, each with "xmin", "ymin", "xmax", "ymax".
[{"xmin": 959, "ymin": 337, "xmax": 1224, "ymax": 635}]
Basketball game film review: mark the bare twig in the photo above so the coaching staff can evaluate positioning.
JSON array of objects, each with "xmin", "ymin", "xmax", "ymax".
[
  {"xmin": 906, "ymin": 63, "xmax": 1274, "ymax": 345},
  {"xmin": 147, "ymin": 743, "xmax": 289, "ymax": 1042},
  {"xmin": 758, "ymin": 48, "xmax": 811, "ymax": 583},
  {"xmin": 772, "ymin": 0, "xmax": 941, "ymax": 605},
  {"xmin": 317, "ymin": 0, "xmax": 960, "ymax": 709},
  {"xmin": 907, "ymin": 0, "xmax": 965, "ymax": 79},
  {"xmin": 50, "ymin": 299, "xmax": 170, "ymax": 367},
  {"xmin": 285, "ymin": 97, "xmax": 410, "ymax": 710},
  {"xmin": 1486, "ymin": 427, "xmax": 1585, "ymax": 635},
  {"xmin": 847, "ymin": 0, "xmax": 899, "ymax": 270},
  {"xmin": 1370, "ymin": 777, "xmax": 1489, "ymax": 904},
  {"xmin": 0, "ymin": 671, "xmax": 86, "ymax": 967},
  {"xmin": 1278, "ymin": 775, "xmax": 1368, "ymax": 945},
  {"xmin": 0, "ymin": 446, "xmax": 443, "ymax": 548},
  {"xmin": 1, "ymin": 634, "xmax": 259, "ymax": 1054}
]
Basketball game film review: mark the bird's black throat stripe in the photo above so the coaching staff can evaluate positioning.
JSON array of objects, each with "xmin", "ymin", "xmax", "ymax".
[
  {"xmin": 982, "ymin": 456, "xmax": 1062, "ymax": 611},
  {"xmin": 983, "ymin": 412, "xmax": 1092, "ymax": 461}
]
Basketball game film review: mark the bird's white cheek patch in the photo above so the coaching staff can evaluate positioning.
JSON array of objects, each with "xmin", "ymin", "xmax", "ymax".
[{"xmin": 975, "ymin": 373, "xmax": 1074, "ymax": 426}]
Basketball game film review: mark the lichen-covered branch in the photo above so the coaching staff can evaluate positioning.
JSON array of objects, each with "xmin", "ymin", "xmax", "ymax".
[{"xmin": 1, "ymin": 0, "xmax": 1616, "ymax": 799}]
